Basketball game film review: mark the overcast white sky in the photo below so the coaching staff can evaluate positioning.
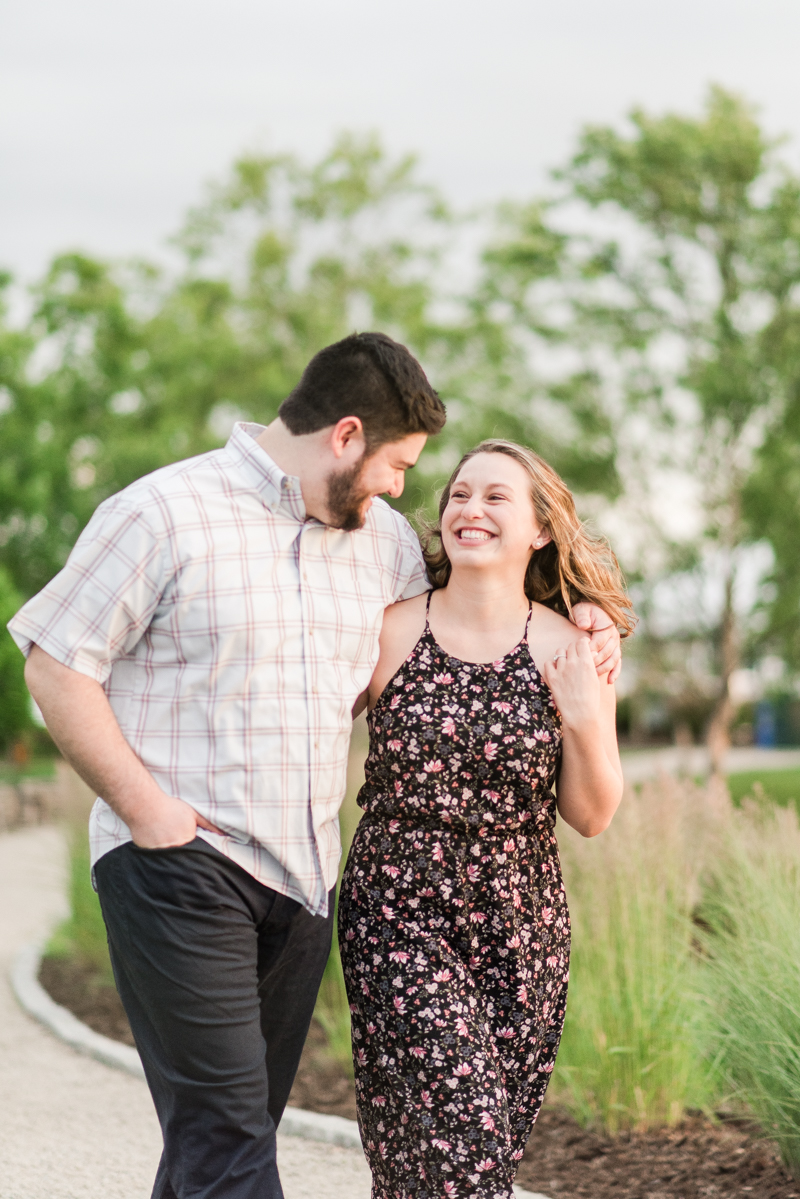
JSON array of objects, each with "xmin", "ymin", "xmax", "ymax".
[{"xmin": 4, "ymin": 0, "xmax": 800, "ymax": 283}]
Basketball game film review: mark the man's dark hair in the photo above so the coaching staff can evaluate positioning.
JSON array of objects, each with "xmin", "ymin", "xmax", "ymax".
[{"xmin": 278, "ymin": 332, "xmax": 446, "ymax": 450}]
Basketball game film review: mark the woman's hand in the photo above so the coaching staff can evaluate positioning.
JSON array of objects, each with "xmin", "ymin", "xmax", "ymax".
[
  {"xmin": 541, "ymin": 638, "xmax": 602, "ymax": 731},
  {"xmin": 541, "ymin": 637, "xmax": 622, "ymax": 838}
]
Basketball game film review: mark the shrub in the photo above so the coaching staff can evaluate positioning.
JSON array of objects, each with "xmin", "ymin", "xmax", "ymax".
[{"xmin": 0, "ymin": 567, "xmax": 33, "ymax": 753}]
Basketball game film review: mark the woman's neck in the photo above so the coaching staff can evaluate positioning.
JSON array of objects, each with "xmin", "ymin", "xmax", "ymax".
[
  {"xmin": 429, "ymin": 567, "xmax": 530, "ymax": 663},
  {"xmin": 441, "ymin": 564, "xmax": 527, "ymax": 620}
]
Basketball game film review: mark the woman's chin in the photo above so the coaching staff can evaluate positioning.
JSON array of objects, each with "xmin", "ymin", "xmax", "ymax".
[
  {"xmin": 445, "ymin": 535, "xmax": 497, "ymax": 556},
  {"xmin": 449, "ymin": 547, "xmax": 501, "ymax": 569}
]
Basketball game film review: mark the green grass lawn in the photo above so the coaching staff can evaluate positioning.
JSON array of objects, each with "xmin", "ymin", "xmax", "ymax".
[{"xmin": 727, "ymin": 768, "xmax": 800, "ymax": 809}]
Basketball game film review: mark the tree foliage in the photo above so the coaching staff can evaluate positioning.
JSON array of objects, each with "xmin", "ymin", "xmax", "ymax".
[
  {"xmin": 481, "ymin": 87, "xmax": 800, "ymax": 751},
  {"xmin": 3, "ymin": 104, "xmax": 800, "ymax": 753},
  {"xmin": 0, "ymin": 566, "xmax": 32, "ymax": 749},
  {"xmin": 0, "ymin": 134, "xmax": 619, "ymax": 600}
]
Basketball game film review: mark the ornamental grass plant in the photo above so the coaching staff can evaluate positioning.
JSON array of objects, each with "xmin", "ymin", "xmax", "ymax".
[
  {"xmin": 313, "ymin": 915, "xmax": 354, "ymax": 1073},
  {"xmin": 699, "ymin": 797, "xmax": 800, "ymax": 1177},
  {"xmin": 47, "ymin": 821, "xmax": 114, "ymax": 981},
  {"xmin": 313, "ymin": 717, "xmax": 368, "ymax": 1072},
  {"xmin": 550, "ymin": 775, "xmax": 726, "ymax": 1133}
]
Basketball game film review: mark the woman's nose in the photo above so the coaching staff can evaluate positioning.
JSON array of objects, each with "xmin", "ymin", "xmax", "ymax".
[{"xmin": 462, "ymin": 496, "xmax": 484, "ymax": 518}]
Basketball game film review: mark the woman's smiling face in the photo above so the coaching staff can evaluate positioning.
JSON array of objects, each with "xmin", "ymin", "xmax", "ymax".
[{"xmin": 441, "ymin": 452, "xmax": 551, "ymax": 575}]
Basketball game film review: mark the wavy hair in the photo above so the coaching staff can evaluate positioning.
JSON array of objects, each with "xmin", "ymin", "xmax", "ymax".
[{"xmin": 420, "ymin": 439, "xmax": 636, "ymax": 637}]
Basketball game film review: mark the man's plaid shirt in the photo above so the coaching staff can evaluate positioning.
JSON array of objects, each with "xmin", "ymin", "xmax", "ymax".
[{"xmin": 8, "ymin": 423, "xmax": 429, "ymax": 915}]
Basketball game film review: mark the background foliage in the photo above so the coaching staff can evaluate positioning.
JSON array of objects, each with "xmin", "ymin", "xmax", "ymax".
[{"xmin": 3, "ymin": 88, "xmax": 800, "ymax": 746}]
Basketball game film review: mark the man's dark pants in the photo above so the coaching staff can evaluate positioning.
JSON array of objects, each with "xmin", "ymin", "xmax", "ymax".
[{"xmin": 95, "ymin": 838, "xmax": 334, "ymax": 1199}]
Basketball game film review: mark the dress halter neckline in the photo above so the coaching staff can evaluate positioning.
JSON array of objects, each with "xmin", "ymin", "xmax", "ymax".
[{"xmin": 423, "ymin": 589, "xmax": 533, "ymax": 668}]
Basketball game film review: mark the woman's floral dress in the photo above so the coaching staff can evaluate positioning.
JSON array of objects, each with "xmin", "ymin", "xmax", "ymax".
[{"xmin": 339, "ymin": 597, "xmax": 570, "ymax": 1199}]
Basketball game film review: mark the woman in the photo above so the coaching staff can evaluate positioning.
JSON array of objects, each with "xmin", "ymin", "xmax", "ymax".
[{"xmin": 339, "ymin": 439, "xmax": 634, "ymax": 1199}]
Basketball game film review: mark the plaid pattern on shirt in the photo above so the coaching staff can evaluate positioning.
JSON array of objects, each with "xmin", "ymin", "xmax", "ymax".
[{"xmin": 8, "ymin": 423, "xmax": 429, "ymax": 915}]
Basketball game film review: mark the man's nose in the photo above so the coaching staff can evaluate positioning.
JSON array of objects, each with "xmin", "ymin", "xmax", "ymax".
[{"xmin": 385, "ymin": 472, "xmax": 404, "ymax": 498}]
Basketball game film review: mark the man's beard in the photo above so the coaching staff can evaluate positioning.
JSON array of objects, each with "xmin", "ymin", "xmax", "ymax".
[{"xmin": 325, "ymin": 459, "xmax": 373, "ymax": 531}]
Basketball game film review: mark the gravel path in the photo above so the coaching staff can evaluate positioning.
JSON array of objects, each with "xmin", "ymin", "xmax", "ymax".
[{"xmin": 0, "ymin": 824, "xmax": 372, "ymax": 1199}]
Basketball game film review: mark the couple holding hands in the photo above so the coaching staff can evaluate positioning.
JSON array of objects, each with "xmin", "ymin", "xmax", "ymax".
[{"xmin": 10, "ymin": 333, "xmax": 632, "ymax": 1199}]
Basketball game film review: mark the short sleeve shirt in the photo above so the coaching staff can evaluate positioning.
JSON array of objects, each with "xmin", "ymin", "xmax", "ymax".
[{"xmin": 8, "ymin": 423, "xmax": 429, "ymax": 915}]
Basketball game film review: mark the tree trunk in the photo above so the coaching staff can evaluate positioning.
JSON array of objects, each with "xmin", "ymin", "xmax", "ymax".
[{"xmin": 706, "ymin": 569, "xmax": 738, "ymax": 776}]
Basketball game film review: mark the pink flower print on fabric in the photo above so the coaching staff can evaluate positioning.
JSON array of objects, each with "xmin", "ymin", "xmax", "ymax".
[{"xmin": 339, "ymin": 601, "xmax": 569, "ymax": 1199}]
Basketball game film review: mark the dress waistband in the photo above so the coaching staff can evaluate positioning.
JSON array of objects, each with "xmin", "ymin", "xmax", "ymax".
[{"xmin": 358, "ymin": 808, "xmax": 556, "ymax": 837}]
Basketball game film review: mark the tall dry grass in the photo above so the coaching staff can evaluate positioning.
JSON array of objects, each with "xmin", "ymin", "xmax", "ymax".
[{"xmin": 551, "ymin": 775, "xmax": 728, "ymax": 1132}]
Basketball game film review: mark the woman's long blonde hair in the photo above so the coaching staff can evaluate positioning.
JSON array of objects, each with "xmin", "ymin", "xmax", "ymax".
[{"xmin": 420, "ymin": 439, "xmax": 636, "ymax": 637}]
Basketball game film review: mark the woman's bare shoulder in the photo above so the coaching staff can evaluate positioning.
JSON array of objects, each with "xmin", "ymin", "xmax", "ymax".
[
  {"xmin": 528, "ymin": 602, "xmax": 589, "ymax": 660},
  {"xmin": 369, "ymin": 591, "xmax": 430, "ymax": 709},
  {"xmin": 380, "ymin": 591, "xmax": 430, "ymax": 639}
]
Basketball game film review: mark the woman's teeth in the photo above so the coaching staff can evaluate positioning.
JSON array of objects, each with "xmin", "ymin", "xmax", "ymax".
[{"xmin": 459, "ymin": 529, "xmax": 492, "ymax": 541}]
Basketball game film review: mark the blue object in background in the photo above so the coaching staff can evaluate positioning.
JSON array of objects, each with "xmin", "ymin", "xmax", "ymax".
[{"xmin": 755, "ymin": 701, "xmax": 777, "ymax": 747}]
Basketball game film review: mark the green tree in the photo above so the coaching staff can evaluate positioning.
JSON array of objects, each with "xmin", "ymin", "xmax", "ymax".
[
  {"xmin": 485, "ymin": 88, "xmax": 800, "ymax": 760},
  {"xmin": 472, "ymin": 200, "xmax": 622, "ymax": 500},
  {"xmin": 2, "ymin": 132, "xmax": 626, "ymax": 605},
  {"xmin": 0, "ymin": 137, "xmax": 455, "ymax": 596}
]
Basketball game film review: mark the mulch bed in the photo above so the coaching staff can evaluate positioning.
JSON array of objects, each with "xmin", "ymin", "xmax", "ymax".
[
  {"xmin": 41, "ymin": 955, "xmax": 800, "ymax": 1199},
  {"xmin": 39, "ymin": 956, "xmax": 136, "ymax": 1046},
  {"xmin": 516, "ymin": 1109, "xmax": 799, "ymax": 1198}
]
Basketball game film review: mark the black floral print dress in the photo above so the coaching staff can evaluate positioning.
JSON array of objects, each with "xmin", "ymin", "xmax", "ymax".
[{"xmin": 339, "ymin": 595, "xmax": 570, "ymax": 1199}]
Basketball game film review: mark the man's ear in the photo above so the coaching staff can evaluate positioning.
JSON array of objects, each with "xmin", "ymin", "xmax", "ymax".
[{"xmin": 330, "ymin": 416, "xmax": 366, "ymax": 461}]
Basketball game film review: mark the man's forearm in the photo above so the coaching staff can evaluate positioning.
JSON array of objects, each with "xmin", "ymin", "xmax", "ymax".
[
  {"xmin": 25, "ymin": 646, "xmax": 165, "ymax": 820},
  {"xmin": 24, "ymin": 645, "xmax": 207, "ymax": 847},
  {"xmin": 571, "ymin": 602, "xmax": 622, "ymax": 684}
]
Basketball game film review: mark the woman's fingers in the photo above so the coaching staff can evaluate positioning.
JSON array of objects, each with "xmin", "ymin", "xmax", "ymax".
[{"xmin": 545, "ymin": 638, "xmax": 597, "ymax": 684}]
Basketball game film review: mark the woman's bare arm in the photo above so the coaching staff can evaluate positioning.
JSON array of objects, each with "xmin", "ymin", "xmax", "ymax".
[
  {"xmin": 366, "ymin": 594, "xmax": 429, "ymax": 710},
  {"xmin": 540, "ymin": 639, "xmax": 622, "ymax": 837}
]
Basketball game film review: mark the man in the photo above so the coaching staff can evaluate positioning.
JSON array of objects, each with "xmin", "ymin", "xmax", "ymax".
[{"xmin": 9, "ymin": 332, "xmax": 620, "ymax": 1199}]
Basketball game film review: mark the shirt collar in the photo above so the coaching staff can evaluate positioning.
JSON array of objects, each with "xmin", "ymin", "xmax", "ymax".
[{"xmin": 224, "ymin": 423, "xmax": 307, "ymax": 521}]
